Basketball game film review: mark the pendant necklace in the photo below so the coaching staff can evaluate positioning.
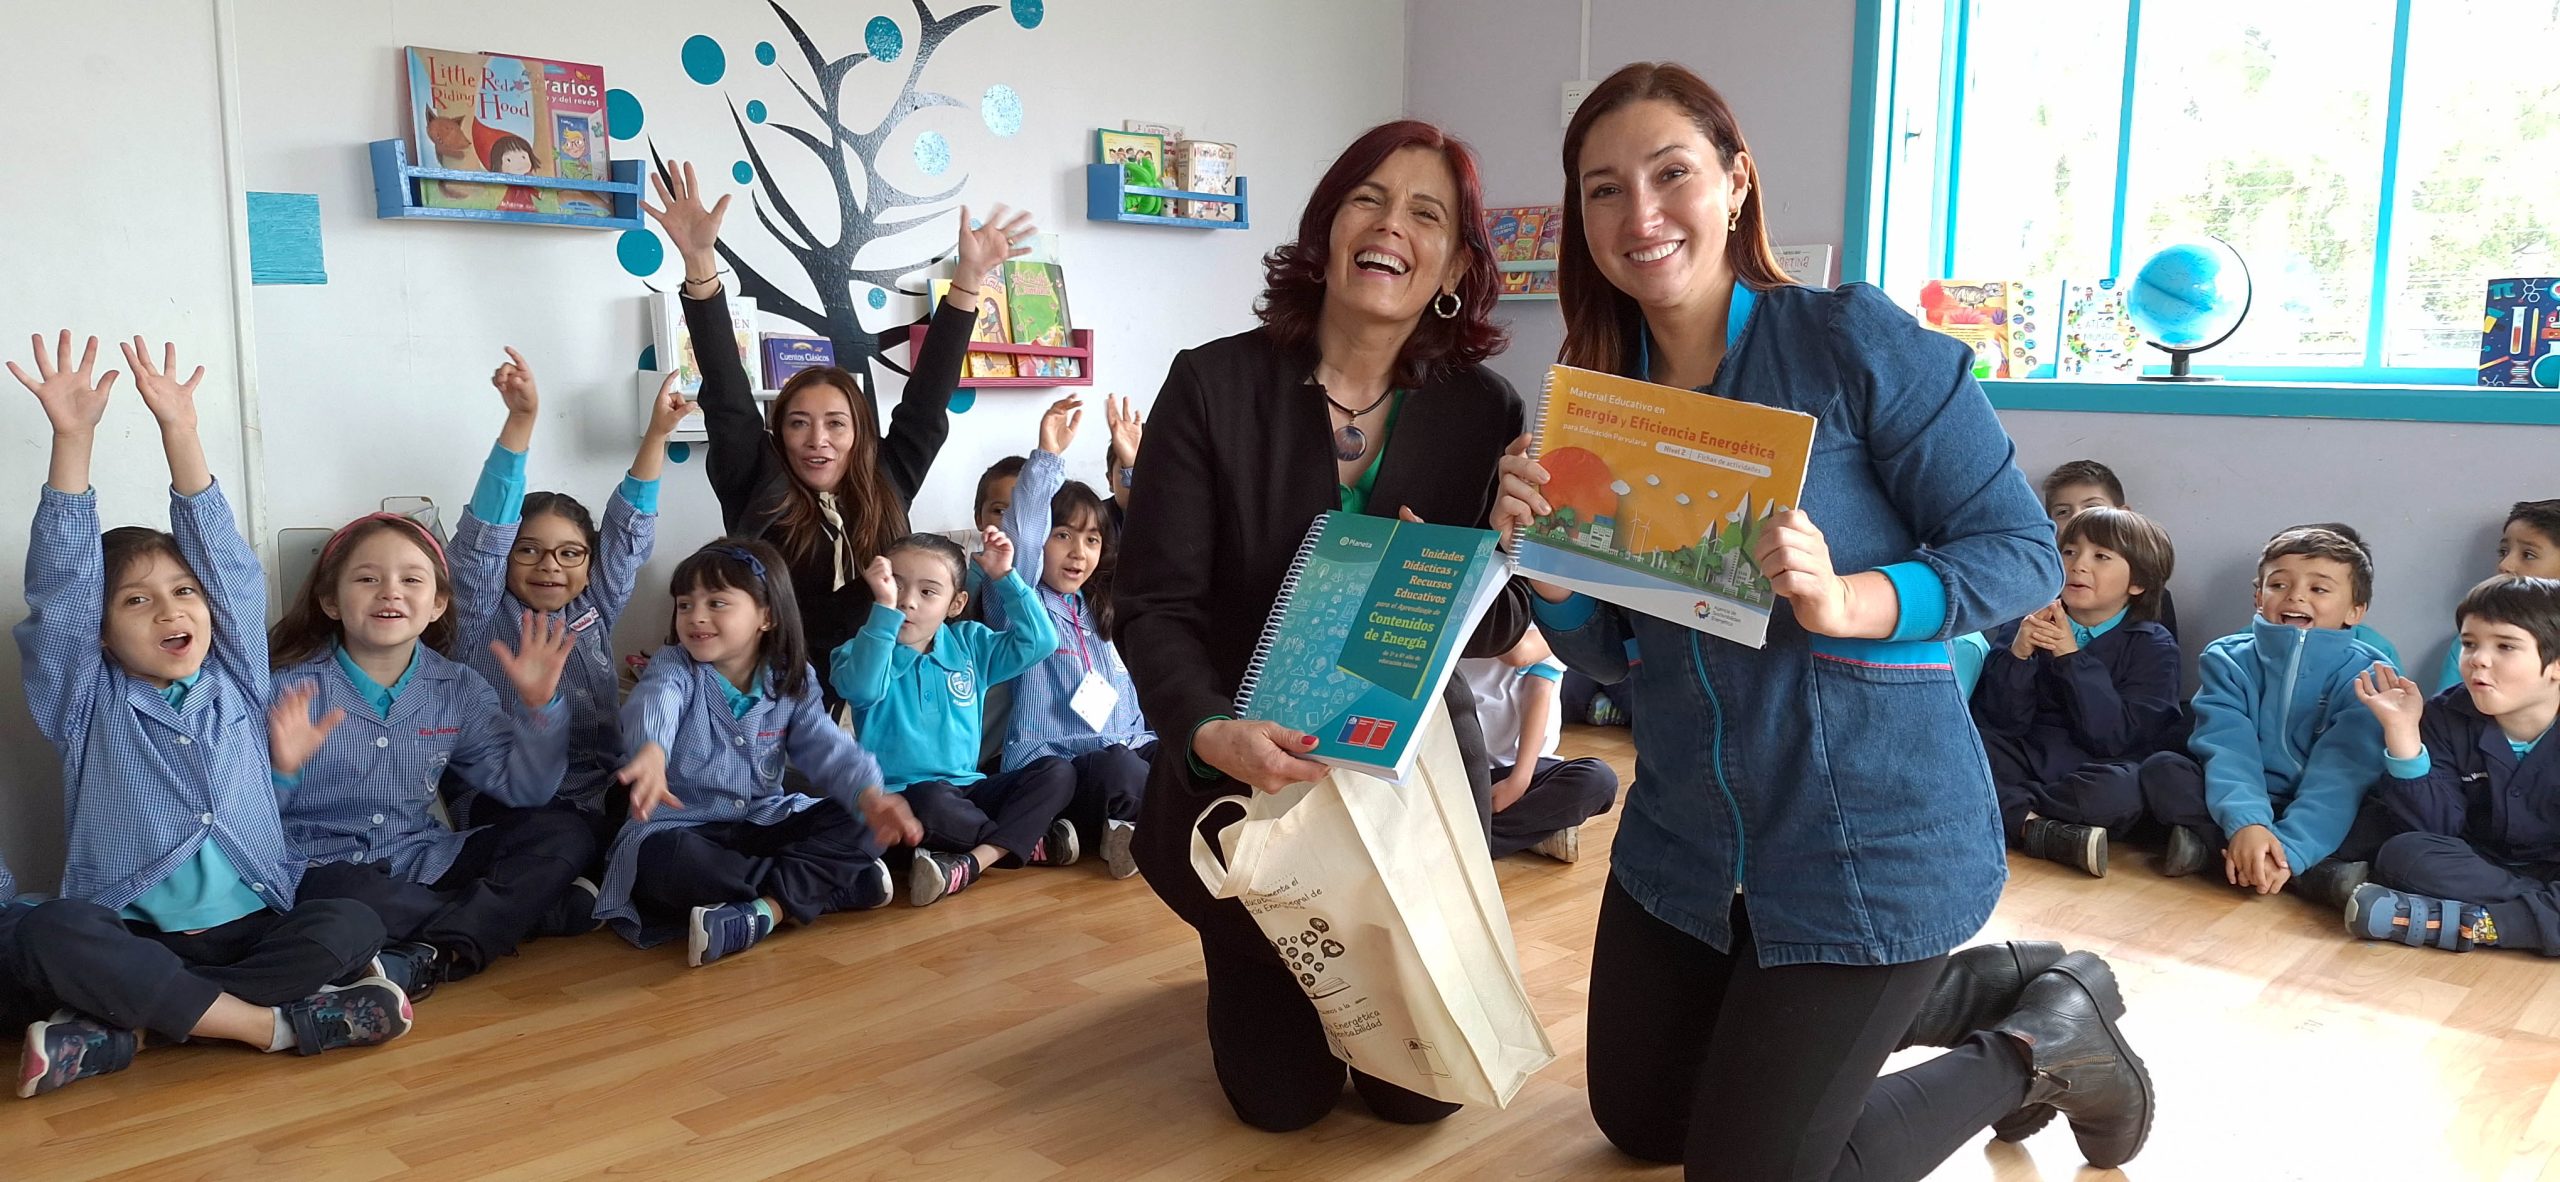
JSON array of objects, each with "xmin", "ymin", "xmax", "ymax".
[{"xmin": 1321, "ymin": 385, "xmax": 1396, "ymax": 462}]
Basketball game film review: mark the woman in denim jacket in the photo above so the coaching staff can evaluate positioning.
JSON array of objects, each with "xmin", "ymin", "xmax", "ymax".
[{"xmin": 1495, "ymin": 63, "xmax": 2159, "ymax": 1178}]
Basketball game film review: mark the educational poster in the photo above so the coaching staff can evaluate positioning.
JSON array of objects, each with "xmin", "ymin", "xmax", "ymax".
[
  {"xmin": 2481, "ymin": 277, "xmax": 2560, "ymax": 388},
  {"xmin": 1516, "ymin": 365, "xmax": 1817, "ymax": 646}
]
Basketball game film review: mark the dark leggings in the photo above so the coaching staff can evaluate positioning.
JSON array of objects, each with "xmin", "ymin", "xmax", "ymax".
[
  {"xmin": 1586, "ymin": 877, "xmax": 2031, "ymax": 1181},
  {"xmin": 299, "ymin": 804, "xmax": 595, "ymax": 980},
  {"xmin": 1201, "ymin": 925, "xmax": 1460, "ymax": 1132}
]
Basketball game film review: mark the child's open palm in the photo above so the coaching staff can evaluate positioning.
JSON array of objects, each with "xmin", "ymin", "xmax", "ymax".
[
  {"xmin": 1038, "ymin": 395, "xmax": 1084, "ymax": 455},
  {"xmin": 267, "ymin": 683, "xmax": 347, "ymax": 777},
  {"xmin": 491, "ymin": 610, "xmax": 573, "ymax": 708},
  {"xmin": 8, "ymin": 331, "xmax": 120, "ymax": 435},
  {"xmin": 492, "ymin": 347, "xmax": 540, "ymax": 416},
  {"xmin": 120, "ymin": 337, "xmax": 204, "ymax": 428},
  {"xmin": 1105, "ymin": 393, "xmax": 1145, "ymax": 467},
  {"xmin": 976, "ymin": 524, "xmax": 1015, "ymax": 579},
  {"xmin": 2354, "ymin": 665, "xmax": 2425, "ymax": 727},
  {"xmin": 619, "ymin": 742, "xmax": 683, "ymax": 822},
  {"xmin": 639, "ymin": 161, "xmax": 731, "ymax": 261}
]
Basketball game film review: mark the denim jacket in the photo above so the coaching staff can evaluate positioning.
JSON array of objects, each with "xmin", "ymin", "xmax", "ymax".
[{"xmin": 1536, "ymin": 282, "xmax": 2059, "ymax": 967}]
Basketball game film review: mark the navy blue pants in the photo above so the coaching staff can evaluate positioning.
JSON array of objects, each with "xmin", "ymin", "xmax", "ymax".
[
  {"xmin": 2137, "ymin": 750, "xmax": 2390, "ymax": 870},
  {"xmin": 633, "ymin": 799, "xmax": 885, "ymax": 926},
  {"xmin": 300, "ymin": 803, "xmax": 596, "ymax": 980},
  {"xmin": 2372, "ymin": 832, "xmax": 2560, "ymax": 954},
  {"xmin": 1488, "ymin": 757, "xmax": 1620, "ymax": 856},
  {"xmin": 905, "ymin": 757, "xmax": 1077, "ymax": 867},
  {"xmin": 0, "ymin": 897, "xmax": 382, "ymax": 1039},
  {"xmin": 1982, "ymin": 735, "xmax": 2146, "ymax": 837},
  {"xmin": 1061, "ymin": 742, "xmax": 1155, "ymax": 852}
]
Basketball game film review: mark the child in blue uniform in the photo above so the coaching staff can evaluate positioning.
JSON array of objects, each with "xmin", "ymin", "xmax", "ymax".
[
  {"xmin": 1972, "ymin": 508, "xmax": 2181, "ymax": 876},
  {"xmin": 269, "ymin": 510, "xmax": 588, "ymax": 998},
  {"xmin": 989, "ymin": 398, "xmax": 1157, "ymax": 879},
  {"xmin": 607, "ymin": 539, "xmax": 915, "ymax": 966},
  {"xmin": 2430, "ymin": 501, "xmax": 2560, "ymax": 691},
  {"xmin": 10, "ymin": 333, "xmax": 407, "ymax": 1096},
  {"xmin": 832, "ymin": 529, "xmax": 1076, "ymax": 906},
  {"xmin": 2349, "ymin": 575, "xmax": 2560, "ymax": 953}
]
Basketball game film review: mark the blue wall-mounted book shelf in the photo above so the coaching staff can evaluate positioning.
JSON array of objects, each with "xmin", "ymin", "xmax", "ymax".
[
  {"xmin": 1084, "ymin": 163, "xmax": 1250, "ymax": 230},
  {"xmin": 369, "ymin": 139, "xmax": 645, "ymax": 230}
]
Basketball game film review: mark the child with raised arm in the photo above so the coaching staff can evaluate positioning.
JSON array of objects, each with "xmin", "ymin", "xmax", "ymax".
[{"xmin": 10, "ymin": 333, "xmax": 408, "ymax": 1097}]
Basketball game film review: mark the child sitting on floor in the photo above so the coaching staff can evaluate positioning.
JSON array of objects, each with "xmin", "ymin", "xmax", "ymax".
[
  {"xmin": 1456, "ymin": 627, "xmax": 1619, "ymax": 862},
  {"xmin": 2432, "ymin": 501, "xmax": 2560, "ymax": 691}
]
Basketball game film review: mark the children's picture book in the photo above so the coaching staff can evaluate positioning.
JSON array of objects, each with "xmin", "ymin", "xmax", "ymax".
[
  {"xmin": 933, "ymin": 276, "xmax": 1018, "ymax": 379},
  {"xmin": 538, "ymin": 57, "xmax": 611, "ymax": 217},
  {"xmin": 2058, "ymin": 277, "xmax": 2143, "ymax": 379},
  {"xmin": 1122, "ymin": 119, "xmax": 1185, "ymax": 141},
  {"xmin": 652, "ymin": 292, "xmax": 757, "ymax": 396},
  {"xmin": 1171, "ymin": 139, "xmax": 1237, "ymax": 221},
  {"xmin": 1095, "ymin": 129, "xmax": 1168, "ymax": 214},
  {"xmin": 2004, "ymin": 276, "xmax": 2059, "ymax": 379},
  {"xmin": 1514, "ymin": 364, "xmax": 1817, "ymax": 647},
  {"xmin": 1004, "ymin": 261, "xmax": 1078, "ymax": 379},
  {"xmin": 1237, "ymin": 512, "xmax": 1511, "ymax": 783},
  {"xmin": 759, "ymin": 334, "xmax": 834, "ymax": 389},
  {"xmin": 2481, "ymin": 277, "xmax": 2560, "ymax": 388},
  {"xmin": 1915, "ymin": 279, "xmax": 2017, "ymax": 379},
  {"xmin": 405, "ymin": 47, "xmax": 608, "ymax": 215},
  {"xmin": 1483, "ymin": 205, "xmax": 1561, "ymax": 263}
]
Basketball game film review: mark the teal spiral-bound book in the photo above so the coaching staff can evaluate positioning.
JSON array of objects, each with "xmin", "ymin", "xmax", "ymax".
[{"xmin": 1235, "ymin": 512, "xmax": 1510, "ymax": 783}]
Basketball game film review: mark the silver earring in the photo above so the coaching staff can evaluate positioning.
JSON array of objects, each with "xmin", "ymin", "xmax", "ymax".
[{"xmin": 1433, "ymin": 290, "xmax": 1462, "ymax": 319}]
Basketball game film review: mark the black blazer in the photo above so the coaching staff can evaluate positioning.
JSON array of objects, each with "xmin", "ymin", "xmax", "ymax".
[{"xmin": 1117, "ymin": 325, "xmax": 1533, "ymax": 916}]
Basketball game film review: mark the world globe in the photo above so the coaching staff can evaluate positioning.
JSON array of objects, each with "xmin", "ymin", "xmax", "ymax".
[{"xmin": 2125, "ymin": 240, "xmax": 2251, "ymax": 380}]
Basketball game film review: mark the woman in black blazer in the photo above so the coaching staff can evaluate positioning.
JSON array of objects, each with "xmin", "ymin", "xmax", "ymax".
[{"xmin": 1116, "ymin": 120, "xmax": 1532, "ymax": 1133}]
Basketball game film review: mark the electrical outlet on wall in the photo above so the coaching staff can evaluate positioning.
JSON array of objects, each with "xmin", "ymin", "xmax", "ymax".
[{"xmin": 1562, "ymin": 79, "xmax": 1596, "ymax": 128}]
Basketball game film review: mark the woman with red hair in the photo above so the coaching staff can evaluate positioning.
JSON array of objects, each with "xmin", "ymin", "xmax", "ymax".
[{"xmin": 1116, "ymin": 120, "xmax": 1532, "ymax": 1131}]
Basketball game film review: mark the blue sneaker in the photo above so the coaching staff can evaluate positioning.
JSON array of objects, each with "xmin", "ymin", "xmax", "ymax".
[
  {"xmin": 2346, "ymin": 883, "xmax": 2491, "ymax": 952},
  {"xmin": 688, "ymin": 901, "xmax": 775, "ymax": 967},
  {"xmin": 370, "ymin": 941, "xmax": 444, "ymax": 1003},
  {"xmin": 281, "ymin": 978, "xmax": 412, "ymax": 1055},
  {"xmin": 19, "ymin": 1011, "xmax": 136, "ymax": 1098}
]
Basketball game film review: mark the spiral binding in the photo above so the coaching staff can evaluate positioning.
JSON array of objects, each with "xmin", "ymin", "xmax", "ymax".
[
  {"xmin": 1234, "ymin": 511, "xmax": 1336, "ymax": 716},
  {"xmin": 1501, "ymin": 367, "xmax": 1560, "ymax": 565}
]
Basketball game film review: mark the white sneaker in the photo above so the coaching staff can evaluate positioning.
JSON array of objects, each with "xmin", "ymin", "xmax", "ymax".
[
  {"xmin": 1528, "ymin": 826, "xmax": 1581, "ymax": 863},
  {"xmin": 1103, "ymin": 820, "xmax": 1139, "ymax": 880}
]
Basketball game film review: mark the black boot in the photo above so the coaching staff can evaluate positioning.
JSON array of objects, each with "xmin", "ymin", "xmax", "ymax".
[
  {"xmin": 1990, "ymin": 951, "xmax": 2156, "ymax": 1169},
  {"xmin": 2289, "ymin": 858, "xmax": 2370, "ymax": 910},
  {"xmin": 2160, "ymin": 825, "xmax": 2211, "ymax": 877},
  {"xmin": 2021, "ymin": 818, "xmax": 2108, "ymax": 876},
  {"xmin": 1898, "ymin": 940, "xmax": 2066, "ymax": 1051}
]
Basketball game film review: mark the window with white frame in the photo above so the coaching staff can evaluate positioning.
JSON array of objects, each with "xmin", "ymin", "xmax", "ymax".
[{"xmin": 1870, "ymin": 0, "xmax": 2560, "ymax": 381}]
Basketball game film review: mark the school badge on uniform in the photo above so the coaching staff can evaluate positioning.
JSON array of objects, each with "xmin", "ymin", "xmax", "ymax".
[{"xmin": 947, "ymin": 665, "xmax": 976, "ymax": 705}]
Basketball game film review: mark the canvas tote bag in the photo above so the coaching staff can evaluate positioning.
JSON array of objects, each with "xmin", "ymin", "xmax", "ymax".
[{"xmin": 1189, "ymin": 701, "xmax": 1556, "ymax": 1107}]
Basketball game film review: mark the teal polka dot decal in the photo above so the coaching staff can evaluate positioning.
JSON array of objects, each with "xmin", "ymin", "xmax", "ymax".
[
  {"xmin": 982, "ymin": 84, "xmax": 1022, "ymax": 137},
  {"xmin": 606, "ymin": 89, "xmax": 643, "ymax": 140},
  {"xmin": 666, "ymin": 442, "xmax": 692, "ymax": 464},
  {"xmin": 746, "ymin": 100, "xmax": 768, "ymax": 124},
  {"xmin": 913, "ymin": 130, "xmax": 951, "ymax": 175},
  {"xmin": 755, "ymin": 41, "xmax": 777, "ymax": 66},
  {"xmin": 638, "ymin": 344, "xmax": 658, "ymax": 371},
  {"xmin": 617, "ymin": 230, "xmax": 665, "ymax": 277},
  {"xmin": 868, "ymin": 288, "xmax": 888, "ymax": 309},
  {"xmin": 866, "ymin": 16, "xmax": 904, "ymax": 62},
  {"xmin": 733, "ymin": 161, "xmax": 754, "ymax": 184},
  {"xmin": 682, "ymin": 35, "xmax": 725, "ymax": 85},
  {"xmin": 950, "ymin": 387, "xmax": 977, "ymax": 414},
  {"xmin": 1012, "ymin": 0, "xmax": 1043, "ymax": 29}
]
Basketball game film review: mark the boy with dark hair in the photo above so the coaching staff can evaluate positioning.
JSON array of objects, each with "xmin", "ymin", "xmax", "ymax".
[
  {"xmin": 2285, "ymin": 521, "xmax": 2401, "ymax": 667},
  {"xmin": 2040, "ymin": 459, "xmax": 2127, "ymax": 525},
  {"xmin": 2347, "ymin": 575, "xmax": 2560, "ymax": 953},
  {"xmin": 2431, "ymin": 501, "xmax": 2560, "ymax": 691},
  {"xmin": 2136, "ymin": 527, "xmax": 2389, "ymax": 906}
]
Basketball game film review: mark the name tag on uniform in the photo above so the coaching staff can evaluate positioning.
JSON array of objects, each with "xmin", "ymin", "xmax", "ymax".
[
  {"xmin": 1070, "ymin": 671, "xmax": 1119, "ymax": 731},
  {"xmin": 567, "ymin": 607, "xmax": 602, "ymax": 634}
]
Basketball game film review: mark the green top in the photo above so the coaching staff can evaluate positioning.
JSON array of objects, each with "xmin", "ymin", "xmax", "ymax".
[{"xmin": 1336, "ymin": 390, "xmax": 1409, "ymax": 517}]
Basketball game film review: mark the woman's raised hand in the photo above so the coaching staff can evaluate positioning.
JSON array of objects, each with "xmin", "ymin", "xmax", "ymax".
[
  {"xmin": 954, "ymin": 204, "xmax": 1037, "ymax": 287},
  {"xmin": 640, "ymin": 161, "xmax": 732, "ymax": 274}
]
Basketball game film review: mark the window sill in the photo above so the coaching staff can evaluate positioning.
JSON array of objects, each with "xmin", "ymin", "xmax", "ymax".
[{"xmin": 1982, "ymin": 378, "xmax": 2560, "ymax": 427}]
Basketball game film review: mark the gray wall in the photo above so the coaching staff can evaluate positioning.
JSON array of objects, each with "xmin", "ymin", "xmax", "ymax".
[
  {"xmin": 1405, "ymin": 0, "xmax": 2560, "ymax": 686},
  {"xmin": 1406, "ymin": 0, "xmax": 1857, "ymax": 398}
]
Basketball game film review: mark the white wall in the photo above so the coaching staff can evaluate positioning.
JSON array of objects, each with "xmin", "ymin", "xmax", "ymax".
[
  {"xmin": 0, "ymin": 1, "xmax": 254, "ymax": 887},
  {"xmin": 0, "ymin": 0, "xmax": 1406, "ymax": 886}
]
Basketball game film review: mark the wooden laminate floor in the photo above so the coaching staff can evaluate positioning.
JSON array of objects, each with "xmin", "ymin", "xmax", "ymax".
[{"xmin": 7, "ymin": 726, "xmax": 2556, "ymax": 1180}]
